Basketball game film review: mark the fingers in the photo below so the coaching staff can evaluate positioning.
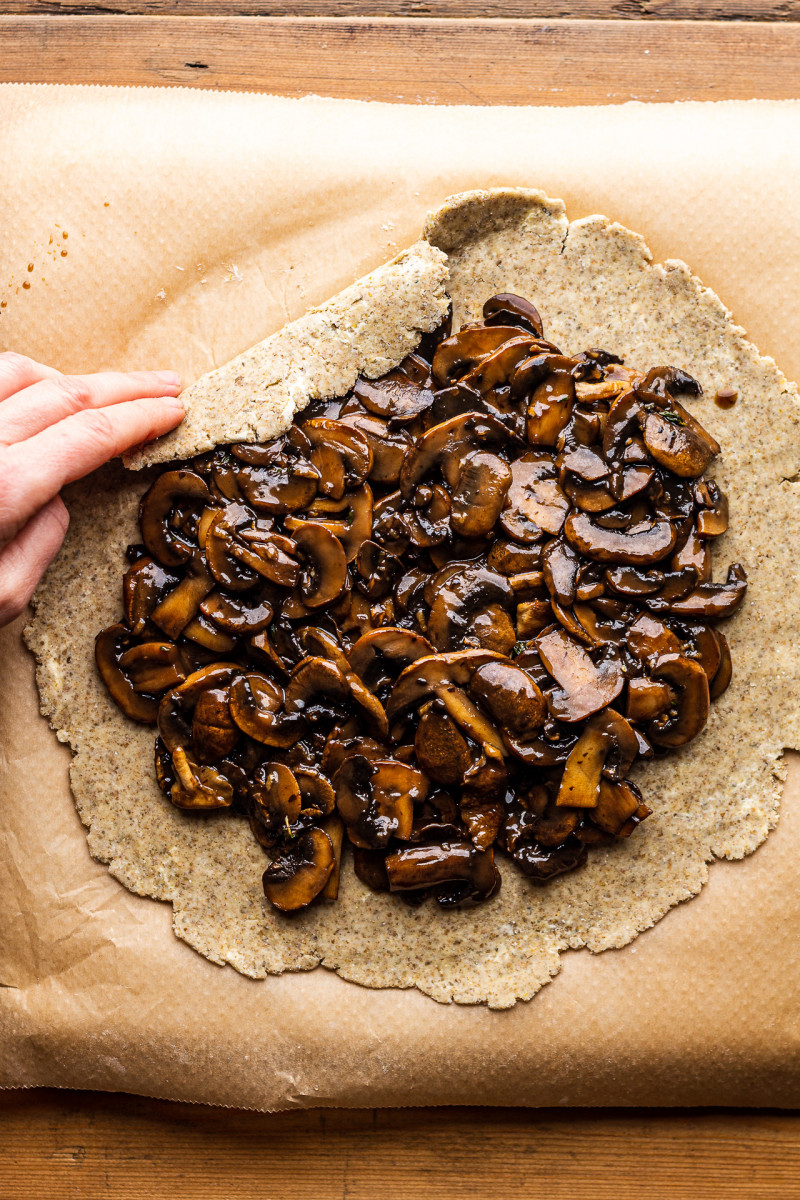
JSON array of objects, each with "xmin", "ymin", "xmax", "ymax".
[
  {"xmin": 0, "ymin": 367, "xmax": 182, "ymax": 444},
  {"xmin": 0, "ymin": 496, "xmax": 69, "ymax": 628},
  {"xmin": 0, "ymin": 394, "xmax": 185, "ymax": 539},
  {"xmin": 0, "ymin": 351, "xmax": 63, "ymax": 405}
]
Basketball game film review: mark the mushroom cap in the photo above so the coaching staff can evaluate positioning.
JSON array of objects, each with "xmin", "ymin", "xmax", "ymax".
[
  {"xmin": 399, "ymin": 411, "xmax": 512, "ymax": 498},
  {"xmin": 450, "ymin": 451, "xmax": 512, "ymax": 540},
  {"xmin": 648, "ymin": 652, "xmax": 710, "ymax": 747},
  {"xmin": 95, "ymin": 624, "xmax": 160, "ymax": 724},
  {"xmin": 536, "ymin": 627, "xmax": 624, "ymax": 723},
  {"xmin": 139, "ymin": 469, "xmax": 211, "ymax": 568},
  {"xmin": 500, "ymin": 452, "xmax": 569, "ymax": 543},
  {"xmin": 262, "ymin": 828, "xmax": 335, "ymax": 912},
  {"xmin": 564, "ymin": 510, "xmax": 678, "ymax": 565},
  {"xmin": 291, "ymin": 521, "xmax": 348, "ymax": 608}
]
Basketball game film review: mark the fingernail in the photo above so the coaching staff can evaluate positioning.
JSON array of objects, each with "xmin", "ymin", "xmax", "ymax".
[{"xmin": 153, "ymin": 369, "xmax": 181, "ymax": 387}]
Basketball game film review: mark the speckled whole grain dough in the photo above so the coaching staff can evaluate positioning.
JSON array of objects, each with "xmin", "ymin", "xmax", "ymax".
[
  {"xmin": 26, "ymin": 189, "xmax": 800, "ymax": 1008},
  {"xmin": 124, "ymin": 240, "xmax": 450, "ymax": 469}
]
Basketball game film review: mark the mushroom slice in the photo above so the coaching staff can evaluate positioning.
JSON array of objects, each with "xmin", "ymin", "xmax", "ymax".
[
  {"xmin": 169, "ymin": 746, "xmax": 234, "ymax": 810},
  {"xmin": 564, "ymin": 510, "xmax": 677, "ymax": 565},
  {"xmin": 262, "ymin": 828, "xmax": 335, "ymax": 913},
  {"xmin": 190, "ymin": 680, "xmax": 240, "ymax": 763},
  {"xmin": 468, "ymin": 660, "xmax": 547, "ymax": 739},
  {"xmin": 483, "ymin": 292, "xmax": 544, "ymax": 337},
  {"xmin": 385, "ymin": 839, "xmax": 500, "ymax": 902},
  {"xmin": 291, "ymin": 484, "xmax": 373, "ymax": 563},
  {"xmin": 399, "ymin": 411, "xmax": 513, "ymax": 498},
  {"xmin": 695, "ymin": 480, "xmax": 729, "ymax": 538},
  {"xmin": 536, "ymin": 627, "xmax": 624, "ymax": 723},
  {"xmin": 648, "ymin": 652, "xmax": 710, "ymax": 747},
  {"xmin": 150, "ymin": 552, "xmax": 216, "ymax": 640},
  {"xmin": 671, "ymin": 524, "xmax": 711, "ymax": 583},
  {"xmin": 556, "ymin": 709, "xmax": 638, "ymax": 807},
  {"xmin": 200, "ymin": 589, "xmax": 274, "ymax": 636},
  {"xmin": 459, "ymin": 791, "xmax": 506, "ymax": 851},
  {"xmin": 95, "ymin": 624, "xmax": 160, "ymax": 723},
  {"xmin": 182, "ymin": 613, "xmax": 239, "ymax": 654},
  {"xmin": 516, "ymin": 600, "xmax": 553, "ymax": 640},
  {"xmin": 431, "ymin": 325, "xmax": 525, "ymax": 388},
  {"xmin": 645, "ymin": 563, "xmax": 747, "ymax": 618},
  {"xmin": 204, "ymin": 506, "xmax": 262, "ymax": 592},
  {"xmin": 290, "ymin": 522, "xmax": 348, "ymax": 608},
  {"xmin": 303, "ymin": 418, "xmax": 372, "ymax": 498},
  {"xmin": 526, "ymin": 369, "xmax": 575, "ymax": 446},
  {"xmin": 405, "ymin": 483, "xmax": 451, "ymax": 549},
  {"xmin": 470, "ymin": 604, "xmax": 518, "ymax": 656},
  {"xmin": 300, "ymin": 626, "xmax": 390, "ymax": 740},
  {"xmin": 511, "ymin": 839, "xmax": 587, "ymax": 883},
  {"xmin": 250, "ymin": 762, "xmax": 302, "ymax": 837},
  {"xmin": 319, "ymin": 814, "xmax": 346, "ymax": 901},
  {"xmin": 294, "ymin": 767, "xmax": 336, "ymax": 818},
  {"xmin": 229, "ymin": 672, "xmax": 302, "ymax": 748},
  {"xmin": 531, "ymin": 804, "xmax": 581, "ymax": 848},
  {"xmin": 347, "ymin": 627, "xmax": 434, "ymax": 690},
  {"xmin": 591, "ymin": 778, "xmax": 644, "ymax": 836},
  {"xmin": 233, "ymin": 531, "xmax": 299, "ymax": 588},
  {"xmin": 283, "ymin": 655, "xmax": 350, "ymax": 716},
  {"xmin": 625, "ymin": 612, "xmax": 683, "ymax": 666},
  {"xmin": 334, "ymin": 756, "xmax": 423, "ymax": 848},
  {"xmin": 117, "ymin": 641, "xmax": 186, "ymax": 695},
  {"xmin": 414, "ymin": 706, "xmax": 473, "ymax": 785},
  {"xmin": 157, "ymin": 664, "xmax": 240, "ymax": 754},
  {"xmin": 710, "ymin": 632, "xmax": 733, "ymax": 700},
  {"xmin": 487, "ymin": 539, "xmax": 543, "ymax": 575},
  {"xmin": 500, "ymin": 452, "xmax": 569, "ymax": 543},
  {"xmin": 425, "ymin": 563, "xmax": 512, "ymax": 652},
  {"xmin": 450, "ymin": 451, "xmax": 512, "ymax": 539},
  {"xmin": 123, "ymin": 556, "xmax": 180, "ymax": 635},
  {"xmin": 138, "ymin": 469, "xmax": 211, "ymax": 567},
  {"xmin": 542, "ymin": 535, "xmax": 581, "ymax": 605},
  {"xmin": 626, "ymin": 677, "xmax": 673, "ymax": 723},
  {"xmin": 353, "ymin": 375, "xmax": 434, "ymax": 422},
  {"xmin": 234, "ymin": 432, "xmax": 320, "ymax": 514},
  {"xmin": 639, "ymin": 407, "xmax": 719, "ymax": 478},
  {"xmin": 461, "ymin": 335, "xmax": 536, "ymax": 394},
  {"xmin": 388, "ymin": 650, "xmax": 508, "ymax": 760},
  {"xmin": 339, "ymin": 410, "xmax": 411, "ymax": 484},
  {"xmin": 355, "ymin": 540, "xmax": 401, "ymax": 599}
]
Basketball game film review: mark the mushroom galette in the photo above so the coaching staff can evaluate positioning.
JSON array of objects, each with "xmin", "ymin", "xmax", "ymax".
[{"xmin": 96, "ymin": 294, "xmax": 746, "ymax": 913}]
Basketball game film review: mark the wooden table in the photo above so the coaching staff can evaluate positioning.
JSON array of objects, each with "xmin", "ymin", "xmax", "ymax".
[{"xmin": 2, "ymin": 3, "xmax": 799, "ymax": 1196}]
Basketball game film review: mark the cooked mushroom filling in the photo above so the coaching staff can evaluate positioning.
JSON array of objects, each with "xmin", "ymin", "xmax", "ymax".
[{"xmin": 97, "ymin": 294, "xmax": 746, "ymax": 913}]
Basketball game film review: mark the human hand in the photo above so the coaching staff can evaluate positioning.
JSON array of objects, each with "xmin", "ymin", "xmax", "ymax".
[{"xmin": 0, "ymin": 352, "xmax": 185, "ymax": 628}]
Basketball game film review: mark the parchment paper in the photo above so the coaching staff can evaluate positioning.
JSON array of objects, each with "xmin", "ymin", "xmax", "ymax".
[{"xmin": 1, "ymin": 85, "xmax": 799, "ymax": 1109}]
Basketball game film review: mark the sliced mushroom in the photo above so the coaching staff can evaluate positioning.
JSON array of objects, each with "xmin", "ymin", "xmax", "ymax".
[
  {"xmin": 591, "ymin": 778, "xmax": 643, "ymax": 835},
  {"xmin": 262, "ymin": 828, "xmax": 335, "ymax": 912},
  {"xmin": 431, "ymin": 325, "xmax": 525, "ymax": 388},
  {"xmin": 645, "ymin": 563, "xmax": 747, "ymax": 618},
  {"xmin": 564, "ymin": 510, "xmax": 677, "ymax": 565},
  {"xmin": 289, "ymin": 521, "xmax": 348, "ymax": 608},
  {"xmin": 710, "ymin": 631, "xmax": 733, "ymax": 700},
  {"xmin": 556, "ymin": 709, "xmax": 638, "ymax": 807},
  {"xmin": 500, "ymin": 452, "xmax": 569, "ymax": 543},
  {"xmin": 387, "ymin": 650, "xmax": 508, "ymax": 760},
  {"xmin": 542, "ymin": 535, "xmax": 581, "ymax": 605},
  {"xmin": 648, "ymin": 652, "xmax": 710, "ymax": 747},
  {"xmin": 191, "ymin": 682, "xmax": 239, "ymax": 763},
  {"xmin": 117, "ymin": 640, "xmax": 186, "ymax": 694},
  {"xmin": 151, "ymin": 552, "xmax": 216, "ymax": 640},
  {"xmin": 426, "ymin": 562, "xmax": 512, "ymax": 652},
  {"xmin": 526, "ymin": 369, "xmax": 575, "ymax": 446},
  {"xmin": 229, "ymin": 672, "xmax": 302, "ymax": 748},
  {"xmin": 399, "ymin": 411, "xmax": 513, "ymax": 498},
  {"xmin": 468, "ymin": 659, "xmax": 547, "ymax": 739},
  {"xmin": 200, "ymin": 589, "xmax": 274, "ymax": 635},
  {"xmin": 459, "ymin": 791, "xmax": 506, "ymax": 851},
  {"xmin": 536, "ymin": 627, "xmax": 624, "ymax": 723},
  {"xmin": 639, "ymin": 408, "xmax": 719, "ymax": 478},
  {"xmin": 139, "ymin": 470, "xmax": 211, "ymax": 567},
  {"xmin": 95, "ymin": 624, "xmax": 160, "ymax": 723},
  {"xmin": 123, "ymin": 556, "xmax": 180, "ymax": 635},
  {"xmin": 169, "ymin": 746, "xmax": 234, "ymax": 810},
  {"xmin": 303, "ymin": 418, "xmax": 372, "ymax": 499},
  {"xmin": 626, "ymin": 677, "xmax": 673, "ymax": 723},
  {"xmin": 450, "ymin": 451, "xmax": 512, "ymax": 539},
  {"xmin": 385, "ymin": 839, "xmax": 500, "ymax": 902},
  {"xmin": 334, "ymin": 756, "xmax": 423, "ymax": 848},
  {"xmin": 695, "ymin": 480, "xmax": 729, "ymax": 538},
  {"xmin": 250, "ymin": 763, "xmax": 302, "ymax": 842},
  {"xmin": 414, "ymin": 706, "xmax": 473, "ymax": 785},
  {"xmin": 483, "ymin": 293, "xmax": 543, "ymax": 337}
]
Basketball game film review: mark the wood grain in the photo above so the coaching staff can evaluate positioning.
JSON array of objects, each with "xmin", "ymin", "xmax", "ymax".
[
  {"xmin": 1, "ymin": 1092, "xmax": 800, "ymax": 1199},
  {"xmin": 2, "ymin": 0, "xmax": 799, "ymax": 19},
  {"xmin": 2, "ymin": 15, "xmax": 800, "ymax": 101}
]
